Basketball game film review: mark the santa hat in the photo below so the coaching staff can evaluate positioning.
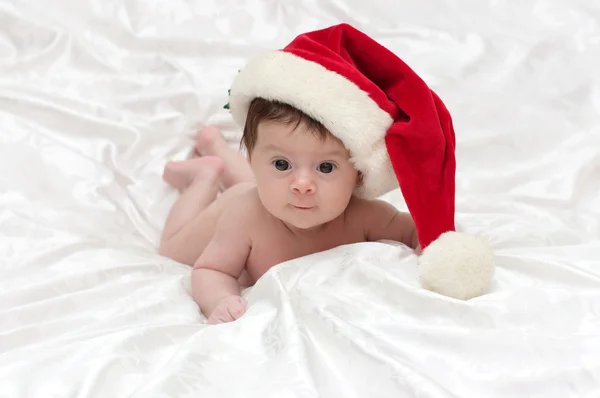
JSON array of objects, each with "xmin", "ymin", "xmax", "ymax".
[{"xmin": 228, "ymin": 23, "xmax": 494, "ymax": 300}]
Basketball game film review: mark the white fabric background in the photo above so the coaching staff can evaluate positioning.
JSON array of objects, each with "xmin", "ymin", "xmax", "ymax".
[{"xmin": 1, "ymin": 0, "xmax": 599, "ymax": 397}]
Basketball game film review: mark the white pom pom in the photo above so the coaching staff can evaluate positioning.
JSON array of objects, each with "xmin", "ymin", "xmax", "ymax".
[{"xmin": 419, "ymin": 231, "xmax": 495, "ymax": 300}]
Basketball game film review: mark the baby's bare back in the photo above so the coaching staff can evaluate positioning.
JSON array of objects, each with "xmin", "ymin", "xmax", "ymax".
[{"xmin": 240, "ymin": 189, "xmax": 368, "ymax": 283}]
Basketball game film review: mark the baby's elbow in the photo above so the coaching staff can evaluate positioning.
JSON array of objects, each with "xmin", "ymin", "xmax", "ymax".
[
  {"xmin": 192, "ymin": 256, "xmax": 223, "ymax": 274},
  {"xmin": 159, "ymin": 240, "xmax": 179, "ymax": 262},
  {"xmin": 410, "ymin": 224, "xmax": 420, "ymax": 251},
  {"xmin": 192, "ymin": 257, "xmax": 210, "ymax": 270}
]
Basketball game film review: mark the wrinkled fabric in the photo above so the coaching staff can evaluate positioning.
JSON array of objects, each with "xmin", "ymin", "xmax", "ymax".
[{"xmin": 1, "ymin": 0, "xmax": 600, "ymax": 397}]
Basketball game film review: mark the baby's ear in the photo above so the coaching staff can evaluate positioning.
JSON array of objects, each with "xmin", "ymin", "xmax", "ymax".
[{"xmin": 356, "ymin": 171, "xmax": 364, "ymax": 186}]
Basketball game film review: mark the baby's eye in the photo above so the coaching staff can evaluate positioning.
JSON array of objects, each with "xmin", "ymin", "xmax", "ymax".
[
  {"xmin": 273, "ymin": 159, "xmax": 291, "ymax": 171},
  {"xmin": 318, "ymin": 162, "xmax": 335, "ymax": 174}
]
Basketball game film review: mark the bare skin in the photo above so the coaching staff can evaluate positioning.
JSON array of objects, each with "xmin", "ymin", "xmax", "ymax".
[
  {"xmin": 160, "ymin": 127, "xmax": 254, "ymax": 267},
  {"xmin": 160, "ymin": 125, "xmax": 419, "ymax": 324}
]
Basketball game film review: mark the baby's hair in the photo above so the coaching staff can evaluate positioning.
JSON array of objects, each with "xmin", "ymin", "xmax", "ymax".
[{"xmin": 241, "ymin": 97, "xmax": 334, "ymax": 155}]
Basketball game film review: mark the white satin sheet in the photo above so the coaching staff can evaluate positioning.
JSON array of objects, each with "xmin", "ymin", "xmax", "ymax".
[{"xmin": 1, "ymin": 0, "xmax": 599, "ymax": 397}]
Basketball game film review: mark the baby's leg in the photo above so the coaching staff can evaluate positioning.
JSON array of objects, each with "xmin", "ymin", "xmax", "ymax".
[
  {"xmin": 160, "ymin": 126, "xmax": 255, "ymax": 284},
  {"xmin": 160, "ymin": 155, "xmax": 226, "ymax": 264},
  {"xmin": 195, "ymin": 126, "xmax": 254, "ymax": 189},
  {"xmin": 160, "ymin": 154, "xmax": 254, "ymax": 266}
]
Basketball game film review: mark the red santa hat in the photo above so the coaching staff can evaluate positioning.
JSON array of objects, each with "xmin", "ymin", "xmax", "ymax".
[{"xmin": 228, "ymin": 23, "xmax": 494, "ymax": 300}]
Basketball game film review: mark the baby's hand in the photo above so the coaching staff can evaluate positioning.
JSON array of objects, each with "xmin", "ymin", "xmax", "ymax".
[{"xmin": 207, "ymin": 295, "xmax": 247, "ymax": 324}]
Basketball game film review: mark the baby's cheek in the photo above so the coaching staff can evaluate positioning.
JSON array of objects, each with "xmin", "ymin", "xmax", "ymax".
[
  {"xmin": 256, "ymin": 185, "xmax": 286, "ymax": 217},
  {"xmin": 322, "ymin": 189, "xmax": 350, "ymax": 217},
  {"xmin": 258, "ymin": 176, "xmax": 284, "ymax": 197}
]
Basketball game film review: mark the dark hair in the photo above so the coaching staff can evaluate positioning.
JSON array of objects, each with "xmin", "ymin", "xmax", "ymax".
[{"xmin": 242, "ymin": 97, "xmax": 333, "ymax": 155}]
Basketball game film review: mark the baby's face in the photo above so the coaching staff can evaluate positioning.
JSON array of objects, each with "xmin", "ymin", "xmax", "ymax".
[{"xmin": 249, "ymin": 121, "xmax": 358, "ymax": 230}]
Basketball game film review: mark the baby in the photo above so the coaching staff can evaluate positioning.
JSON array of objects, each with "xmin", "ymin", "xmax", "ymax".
[
  {"xmin": 159, "ymin": 22, "xmax": 495, "ymax": 319},
  {"xmin": 160, "ymin": 98, "xmax": 420, "ymax": 324}
]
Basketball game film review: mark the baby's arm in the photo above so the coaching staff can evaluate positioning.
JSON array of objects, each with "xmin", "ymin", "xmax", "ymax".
[
  {"xmin": 362, "ymin": 199, "xmax": 420, "ymax": 252},
  {"xmin": 191, "ymin": 203, "xmax": 251, "ymax": 323}
]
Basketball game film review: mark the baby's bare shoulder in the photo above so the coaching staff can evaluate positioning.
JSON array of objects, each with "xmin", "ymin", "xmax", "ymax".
[
  {"xmin": 221, "ymin": 187, "xmax": 281, "ymax": 249},
  {"xmin": 218, "ymin": 186, "xmax": 267, "ymax": 233},
  {"xmin": 346, "ymin": 196, "xmax": 398, "ymax": 224},
  {"xmin": 346, "ymin": 196, "xmax": 417, "ymax": 246}
]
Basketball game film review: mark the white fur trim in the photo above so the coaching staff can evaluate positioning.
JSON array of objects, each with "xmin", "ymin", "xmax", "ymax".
[
  {"xmin": 229, "ymin": 50, "xmax": 398, "ymax": 199},
  {"xmin": 419, "ymin": 232, "xmax": 495, "ymax": 300}
]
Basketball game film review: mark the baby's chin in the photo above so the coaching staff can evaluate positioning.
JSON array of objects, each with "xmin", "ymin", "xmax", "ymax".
[
  {"xmin": 284, "ymin": 218, "xmax": 326, "ymax": 231},
  {"xmin": 274, "ymin": 208, "xmax": 344, "ymax": 231}
]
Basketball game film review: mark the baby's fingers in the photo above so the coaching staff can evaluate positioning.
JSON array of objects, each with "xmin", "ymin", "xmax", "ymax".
[
  {"xmin": 206, "ymin": 296, "xmax": 247, "ymax": 324},
  {"xmin": 207, "ymin": 310, "xmax": 234, "ymax": 324},
  {"xmin": 226, "ymin": 297, "xmax": 247, "ymax": 320}
]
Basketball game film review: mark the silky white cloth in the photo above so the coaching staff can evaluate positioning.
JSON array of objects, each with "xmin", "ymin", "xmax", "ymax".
[{"xmin": 1, "ymin": 0, "xmax": 600, "ymax": 397}]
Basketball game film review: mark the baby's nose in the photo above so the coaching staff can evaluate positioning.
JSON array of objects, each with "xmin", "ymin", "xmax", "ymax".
[{"xmin": 290, "ymin": 176, "xmax": 316, "ymax": 194}]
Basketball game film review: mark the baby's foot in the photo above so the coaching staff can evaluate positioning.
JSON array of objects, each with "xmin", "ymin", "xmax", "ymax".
[
  {"xmin": 207, "ymin": 295, "xmax": 247, "ymax": 324},
  {"xmin": 162, "ymin": 156, "xmax": 224, "ymax": 191},
  {"xmin": 194, "ymin": 125, "xmax": 228, "ymax": 157}
]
